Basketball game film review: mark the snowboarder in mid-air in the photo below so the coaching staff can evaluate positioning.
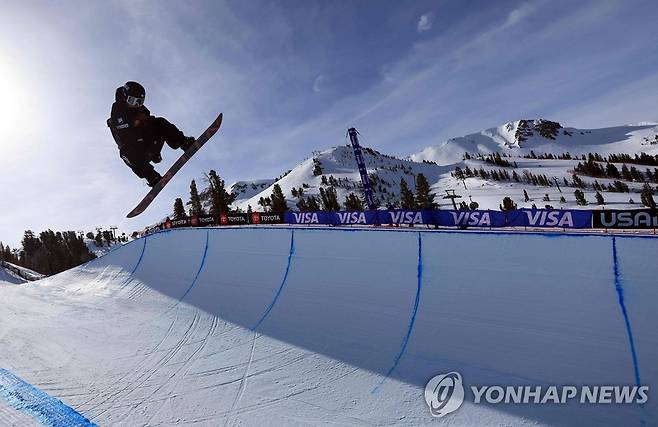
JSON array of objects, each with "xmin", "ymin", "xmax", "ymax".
[{"xmin": 108, "ymin": 81, "xmax": 195, "ymax": 186}]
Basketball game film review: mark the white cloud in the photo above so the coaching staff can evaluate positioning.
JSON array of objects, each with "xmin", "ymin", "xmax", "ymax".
[
  {"xmin": 471, "ymin": 1, "xmax": 542, "ymax": 45},
  {"xmin": 313, "ymin": 75, "xmax": 325, "ymax": 93},
  {"xmin": 501, "ymin": 2, "xmax": 537, "ymax": 30},
  {"xmin": 417, "ymin": 12, "xmax": 435, "ymax": 33}
]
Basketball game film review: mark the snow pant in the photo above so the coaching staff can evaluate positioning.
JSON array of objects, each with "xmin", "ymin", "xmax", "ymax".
[{"xmin": 119, "ymin": 117, "xmax": 186, "ymax": 181}]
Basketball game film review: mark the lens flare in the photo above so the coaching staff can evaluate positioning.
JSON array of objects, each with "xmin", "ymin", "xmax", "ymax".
[{"xmin": 0, "ymin": 61, "xmax": 31, "ymax": 140}]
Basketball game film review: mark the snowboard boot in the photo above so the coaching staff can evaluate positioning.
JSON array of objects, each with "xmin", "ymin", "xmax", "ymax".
[
  {"xmin": 147, "ymin": 140, "xmax": 163, "ymax": 163},
  {"xmin": 146, "ymin": 171, "xmax": 162, "ymax": 187},
  {"xmin": 148, "ymin": 151, "xmax": 162, "ymax": 163}
]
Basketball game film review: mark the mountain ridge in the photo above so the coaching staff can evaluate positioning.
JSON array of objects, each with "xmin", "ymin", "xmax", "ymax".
[{"xmin": 228, "ymin": 119, "xmax": 658, "ymax": 212}]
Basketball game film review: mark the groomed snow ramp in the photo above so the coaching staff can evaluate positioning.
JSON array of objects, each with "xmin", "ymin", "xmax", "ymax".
[{"xmin": 0, "ymin": 227, "xmax": 656, "ymax": 426}]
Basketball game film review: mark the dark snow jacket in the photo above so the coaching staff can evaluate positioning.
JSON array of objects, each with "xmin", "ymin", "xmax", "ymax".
[{"xmin": 107, "ymin": 88, "xmax": 151, "ymax": 149}]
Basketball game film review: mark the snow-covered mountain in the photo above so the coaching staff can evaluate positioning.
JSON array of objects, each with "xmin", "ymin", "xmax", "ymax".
[
  {"xmin": 230, "ymin": 119, "xmax": 658, "ymax": 212},
  {"xmin": 231, "ymin": 145, "xmax": 451, "ymax": 211},
  {"xmin": 410, "ymin": 119, "xmax": 658, "ymax": 165},
  {"xmin": 229, "ymin": 179, "xmax": 276, "ymax": 202}
]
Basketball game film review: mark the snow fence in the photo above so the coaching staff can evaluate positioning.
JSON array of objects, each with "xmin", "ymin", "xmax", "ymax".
[{"xmin": 142, "ymin": 208, "xmax": 658, "ymax": 236}]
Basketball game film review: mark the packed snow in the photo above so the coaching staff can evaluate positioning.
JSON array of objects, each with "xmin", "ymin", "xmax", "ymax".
[
  {"xmin": 0, "ymin": 261, "xmax": 43, "ymax": 284},
  {"xmin": 0, "ymin": 227, "xmax": 655, "ymax": 426},
  {"xmin": 84, "ymin": 238, "xmax": 122, "ymax": 258}
]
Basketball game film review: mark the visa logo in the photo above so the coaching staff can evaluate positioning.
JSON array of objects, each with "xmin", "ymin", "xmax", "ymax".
[
  {"xmin": 390, "ymin": 211, "xmax": 424, "ymax": 224},
  {"xmin": 450, "ymin": 211, "xmax": 491, "ymax": 226},
  {"xmin": 525, "ymin": 211, "xmax": 574, "ymax": 227},
  {"xmin": 293, "ymin": 212, "xmax": 319, "ymax": 224},
  {"xmin": 337, "ymin": 212, "xmax": 367, "ymax": 224}
]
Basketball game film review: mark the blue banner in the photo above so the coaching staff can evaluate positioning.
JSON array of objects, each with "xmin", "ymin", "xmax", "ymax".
[
  {"xmin": 332, "ymin": 210, "xmax": 379, "ymax": 225},
  {"xmin": 280, "ymin": 210, "xmax": 593, "ymax": 228},
  {"xmin": 506, "ymin": 209, "xmax": 592, "ymax": 229},
  {"xmin": 376, "ymin": 210, "xmax": 436, "ymax": 226},
  {"xmin": 435, "ymin": 210, "xmax": 506, "ymax": 227},
  {"xmin": 285, "ymin": 211, "xmax": 335, "ymax": 225},
  {"xmin": 146, "ymin": 209, "xmax": 601, "ymax": 235}
]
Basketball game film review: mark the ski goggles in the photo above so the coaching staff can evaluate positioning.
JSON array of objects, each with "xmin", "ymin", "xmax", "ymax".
[{"xmin": 126, "ymin": 95, "xmax": 144, "ymax": 107}]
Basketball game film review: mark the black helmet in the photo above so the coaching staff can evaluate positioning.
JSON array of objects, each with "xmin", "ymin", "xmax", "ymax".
[{"xmin": 122, "ymin": 81, "xmax": 145, "ymax": 107}]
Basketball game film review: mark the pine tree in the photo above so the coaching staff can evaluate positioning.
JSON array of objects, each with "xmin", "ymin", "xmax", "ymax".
[
  {"xmin": 415, "ymin": 173, "xmax": 436, "ymax": 210},
  {"xmin": 258, "ymin": 196, "xmax": 271, "ymax": 211},
  {"xmin": 15, "ymin": 229, "xmax": 95, "ymax": 275},
  {"xmin": 319, "ymin": 187, "xmax": 340, "ymax": 211},
  {"xmin": 312, "ymin": 158, "xmax": 323, "ymax": 176},
  {"xmin": 306, "ymin": 195, "xmax": 321, "ymax": 211},
  {"xmin": 189, "ymin": 179, "xmax": 204, "ymax": 216},
  {"xmin": 595, "ymin": 191, "xmax": 605, "ymax": 205},
  {"xmin": 270, "ymin": 184, "xmax": 288, "ymax": 212},
  {"xmin": 499, "ymin": 197, "xmax": 517, "ymax": 211},
  {"xmin": 0, "ymin": 242, "xmax": 13, "ymax": 263},
  {"xmin": 296, "ymin": 198, "xmax": 308, "ymax": 211},
  {"xmin": 606, "ymin": 163, "xmax": 620, "ymax": 179},
  {"xmin": 95, "ymin": 231, "xmax": 104, "ymax": 247},
  {"xmin": 574, "ymin": 189, "xmax": 588, "ymax": 206},
  {"xmin": 640, "ymin": 183, "xmax": 656, "ymax": 209},
  {"xmin": 8, "ymin": 245, "xmax": 17, "ymax": 264},
  {"xmin": 206, "ymin": 170, "xmax": 234, "ymax": 214},
  {"xmin": 621, "ymin": 164, "xmax": 632, "ymax": 181},
  {"xmin": 102, "ymin": 230, "xmax": 113, "ymax": 246},
  {"xmin": 523, "ymin": 189, "xmax": 530, "ymax": 202},
  {"xmin": 399, "ymin": 178, "xmax": 417, "ymax": 209},
  {"xmin": 343, "ymin": 192, "xmax": 364, "ymax": 211},
  {"xmin": 173, "ymin": 198, "xmax": 186, "ymax": 219}
]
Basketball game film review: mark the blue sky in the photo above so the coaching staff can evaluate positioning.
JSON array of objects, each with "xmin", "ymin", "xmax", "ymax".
[{"xmin": 1, "ymin": 0, "xmax": 658, "ymax": 247}]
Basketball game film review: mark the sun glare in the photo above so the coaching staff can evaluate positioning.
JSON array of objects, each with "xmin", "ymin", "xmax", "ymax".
[{"xmin": 0, "ymin": 65, "xmax": 32, "ymax": 140}]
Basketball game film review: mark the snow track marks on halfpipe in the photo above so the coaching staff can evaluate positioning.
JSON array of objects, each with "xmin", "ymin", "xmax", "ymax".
[{"xmin": 0, "ymin": 227, "xmax": 656, "ymax": 426}]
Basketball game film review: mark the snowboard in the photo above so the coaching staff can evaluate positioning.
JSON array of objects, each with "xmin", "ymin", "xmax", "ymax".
[{"xmin": 126, "ymin": 113, "xmax": 223, "ymax": 218}]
